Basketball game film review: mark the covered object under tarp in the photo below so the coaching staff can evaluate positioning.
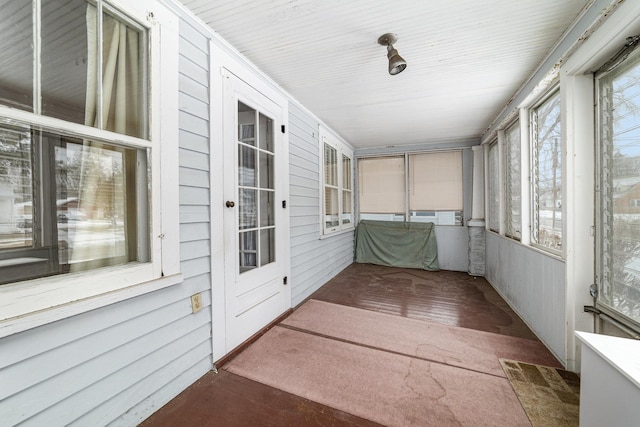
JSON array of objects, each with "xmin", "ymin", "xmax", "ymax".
[{"xmin": 354, "ymin": 220, "xmax": 439, "ymax": 271}]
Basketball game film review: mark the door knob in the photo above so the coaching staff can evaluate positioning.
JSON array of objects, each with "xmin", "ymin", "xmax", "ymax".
[{"xmin": 226, "ymin": 201, "xmax": 235, "ymax": 208}]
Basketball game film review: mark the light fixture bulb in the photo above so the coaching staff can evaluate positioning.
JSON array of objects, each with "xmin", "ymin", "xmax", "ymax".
[
  {"xmin": 378, "ymin": 33, "xmax": 407, "ymax": 75},
  {"xmin": 387, "ymin": 45, "xmax": 407, "ymax": 75}
]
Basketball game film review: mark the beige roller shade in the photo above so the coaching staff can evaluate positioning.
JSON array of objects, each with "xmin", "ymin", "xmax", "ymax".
[
  {"xmin": 409, "ymin": 151, "xmax": 462, "ymax": 211},
  {"xmin": 358, "ymin": 156, "xmax": 405, "ymax": 214}
]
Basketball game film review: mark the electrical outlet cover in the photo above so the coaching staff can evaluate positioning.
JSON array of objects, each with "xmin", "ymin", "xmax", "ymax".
[{"xmin": 191, "ymin": 293, "xmax": 203, "ymax": 313}]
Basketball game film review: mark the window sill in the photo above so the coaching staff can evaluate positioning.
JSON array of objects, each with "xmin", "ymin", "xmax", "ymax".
[
  {"xmin": 320, "ymin": 227, "xmax": 355, "ymax": 240},
  {"xmin": 487, "ymin": 232, "xmax": 565, "ymax": 262},
  {"xmin": 0, "ymin": 272, "xmax": 183, "ymax": 339}
]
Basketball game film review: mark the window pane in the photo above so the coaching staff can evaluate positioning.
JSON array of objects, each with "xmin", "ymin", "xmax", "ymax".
[
  {"xmin": 239, "ymin": 230, "xmax": 257, "ymax": 273},
  {"xmin": 238, "ymin": 102, "xmax": 256, "ymax": 146},
  {"xmin": 325, "ymin": 187, "xmax": 339, "ymax": 228},
  {"xmin": 0, "ymin": 1, "xmax": 33, "ymax": 111},
  {"xmin": 342, "ymin": 189, "xmax": 352, "ymax": 225},
  {"xmin": 239, "ymin": 189, "xmax": 257, "ymax": 230},
  {"xmin": 533, "ymin": 91, "xmax": 562, "ymax": 251},
  {"xmin": 324, "ymin": 144, "xmax": 337, "ymax": 186},
  {"xmin": 358, "ymin": 156, "xmax": 405, "ymax": 216},
  {"xmin": 505, "ymin": 122, "xmax": 521, "ymax": 239},
  {"xmin": 409, "ymin": 210, "xmax": 462, "ymax": 226},
  {"xmin": 1, "ymin": 126, "xmax": 147, "ymax": 284},
  {"xmin": 239, "ymin": 145, "xmax": 257, "ymax": 187},
  {"xmin": 259, "ymin": 113, "xmax": 274, "ymax": 152},
  {"xmin": 99, "ymin": 9, "xmax": 146, "ymax": 137},
  {"xmin": 409, "ymin": 151, "xmax": 463, "ymax": 211},
  {"xmin": 260, "ymin": 228, "xmax": 275, "ymax": 267},
  {"xmin": 41, "ymin": 0, "xmax": 88, "ymax": 124},
  {"xmin": 259, "ymin": 152, "xmax": 274, "ymax": 189},
  {"xmin": 599, "ymin": 53, "xmax": 640, "ymax": 323},
  {"xmin": 55, "ymin": 139, "xmax": 136, "ymax": 271},
  {"xmin": 342, "ymin": 155, "xmax": 351, "ymax": 190},
  {"xmin": 488, "ymin": 142, "xmax": 499, "ymax": 232},
  {"xmin": 0, "ymin": 125, "xmax": 33, "ymax": 249},
  {"xmin": 341, "ymin": 155, "xmax": 352, "ymax": 225},
  {"xmin": 260, "ymin": 190, "xmax": 274, "ymax": 227}
]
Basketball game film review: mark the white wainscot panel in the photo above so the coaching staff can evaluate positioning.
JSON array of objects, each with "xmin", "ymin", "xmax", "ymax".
[{"xmin": 434, "ymin": 226, "xmax": 468, "ymax": 272}]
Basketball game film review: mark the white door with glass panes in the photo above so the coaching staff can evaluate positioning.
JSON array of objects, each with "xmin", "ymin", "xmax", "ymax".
[{"xmin": 223, "ymin": 72, "xmax": 289, "ymax": 352}]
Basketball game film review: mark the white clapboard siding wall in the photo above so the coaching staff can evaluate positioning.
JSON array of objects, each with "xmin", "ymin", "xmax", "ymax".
[
  {"xmin": 288, "ymin": 102, "xmax": 354, "ymax": 306},
  {"xmin": 0, "ymin": 17, "xmax": 213, "ymax": 426},
  {"xmin": 485, "ymin": 232, "xmax": 566, "ymax": 364}
]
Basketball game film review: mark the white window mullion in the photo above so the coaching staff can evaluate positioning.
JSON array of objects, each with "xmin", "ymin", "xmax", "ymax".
[
  {"xmin": 497, "ymin": 129, "xmax": 506, "ymax": 235},
  {"xmin": 33, "ymin": 0, "xmax": 41, "ymax": 114},
  {"xmin": 519, "ymin": 108, "xmax": 531, "ymax": 246},
  {"xmin": 404, "ymin": 153, "xmax": 409, "ymax": 220},
  {"xmin": 96, "ymin": 0, "xmax": 104, "ymax": 130}
]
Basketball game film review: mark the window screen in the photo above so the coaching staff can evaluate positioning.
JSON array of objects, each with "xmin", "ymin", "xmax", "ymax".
[{"xmin": 598, "ymin": 48, "xmax": 640, "ymax": 325}]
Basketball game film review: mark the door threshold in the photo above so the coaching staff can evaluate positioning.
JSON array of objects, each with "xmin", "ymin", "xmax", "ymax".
[{"xmin": 215, "ymin": 308, "xmax": 293, "ymax": 369}]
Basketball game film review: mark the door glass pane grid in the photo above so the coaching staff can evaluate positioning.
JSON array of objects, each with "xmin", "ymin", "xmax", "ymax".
[
  {"xmin": 505, "ymin": 122, "xmax": 521, "ymax": 239},
  {"xmin": 238, "ymin": 145, "xmax": 257, "ymax": 187},
  {"xmin": 239, "ymin": 230, "xmax": 257, "ymax": 273},
  {"xmin": 259, "ymin": 113, "xmax": 274, "ymax": 152},
  {"xmin": 237, "ymin": 101, "xmax": 276, "ymax": 274},
  {"xmin": 532, "ymin": 91, "xmax": 562, "ymax": 252},
  {"xmin": 259, "ymin": 151, "xmax": 274, "ymax": 189},
  {"xmin": 599, "ymin": 55, "xmax": 640, "ymax": 324}
]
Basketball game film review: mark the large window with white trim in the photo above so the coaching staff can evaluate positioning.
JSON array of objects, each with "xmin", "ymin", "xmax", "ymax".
[
  {"xmin": 358, "ymin": 151, "xmax": 463, "ymax": 225},
  {"xmin": 321, "ymin": 130, "xmax": 353, "ymax": 235},
  {"xmin": 597, "ymin": 47, "xmax": 640, "ymax": 325},
  {"xmin": 531, "ymin": 90, "xmax": 562, "ymax": 252},
  {"xmin": 0, "ymin": 0, "xmax": 149, "ymax": 284}
]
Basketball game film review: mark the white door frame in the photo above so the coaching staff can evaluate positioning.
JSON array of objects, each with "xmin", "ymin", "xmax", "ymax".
[{"xmin": 210, "ymin": 57, "xmax": 290, "ymax": 362}]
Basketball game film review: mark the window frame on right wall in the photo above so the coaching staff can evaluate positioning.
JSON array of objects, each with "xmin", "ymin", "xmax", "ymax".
[
  {"xmin": 487, "ymin": 139, "xmax": 500, "ymax": 232},
  {"xmin": 596, "ymin": 46, "xmax": 640, "ymax": 327},
  {"xmin": 530, "ymin": 89, "xmax": 563, "ymax": 254},
  {"xmin": 505, "ymin": 120, "xmax": 522, "ymax": 240}
]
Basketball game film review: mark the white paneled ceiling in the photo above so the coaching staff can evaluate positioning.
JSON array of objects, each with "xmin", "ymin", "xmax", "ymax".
[{"xmin": 179, "ymin": 0, "xmax": 590, "ymax": 149}]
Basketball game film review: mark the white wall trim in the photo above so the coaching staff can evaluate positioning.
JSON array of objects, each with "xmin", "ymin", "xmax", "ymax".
[{"xmin": 0, "ymin": 273, "xmax": 183, "ymax": 339}]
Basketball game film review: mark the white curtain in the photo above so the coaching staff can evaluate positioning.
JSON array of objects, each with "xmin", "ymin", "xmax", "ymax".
[
  {"xmin": 69, "ymin": 4, "xmax": 138, "ymax": 269},
  {"xmin": 85, "ymin": 4, "xmax": 140, "ymax": 136}
]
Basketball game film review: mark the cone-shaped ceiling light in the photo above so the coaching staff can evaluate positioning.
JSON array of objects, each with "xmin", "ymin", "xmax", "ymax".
[{"xmin": 378, "ymin": 33, "xmax": 407, "ymax": 75}]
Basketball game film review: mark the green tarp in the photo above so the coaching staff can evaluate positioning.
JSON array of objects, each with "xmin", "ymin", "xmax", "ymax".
[{"xmin": 354, "ymin": 220, "xmax": 439, "ymax": 271}]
